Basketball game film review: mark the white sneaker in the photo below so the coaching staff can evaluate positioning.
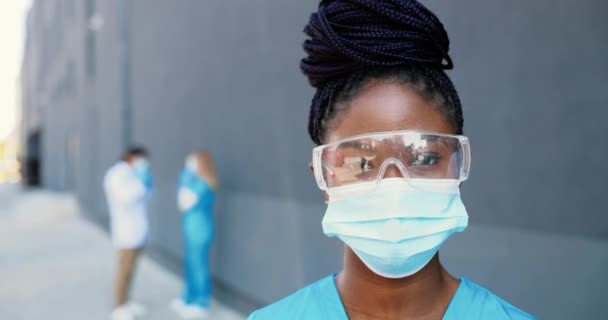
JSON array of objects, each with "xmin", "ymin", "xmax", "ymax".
[
  {"xmin": 111, "ymin": 305, "xmax": 136, "ymax": 320},
  {"xmin": 127, "ymin": 302, "xmax": 147, "ymax": 317},
  {"xmin": 170, "ymin": 299, "xmax": 209, "ymax": 319},
  {"xmin": 181, "ymin": 305, "xmax": 209, "ymax": 319},
  {"xmin": 170, "ymin": 298, "xmax": 187, "ymax": 314}
]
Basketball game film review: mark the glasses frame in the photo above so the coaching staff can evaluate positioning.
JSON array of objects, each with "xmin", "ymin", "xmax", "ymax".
[{"xmin": 312, "ymin": 130, "xmax": 471, "ymax": 191}]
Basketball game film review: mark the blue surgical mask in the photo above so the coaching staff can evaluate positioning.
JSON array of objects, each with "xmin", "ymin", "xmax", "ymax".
[
  {"xmin": 322, "ymin": 178, "xmax": 468, "ymax": 278},
  {"xmin": 133, "ymin": 158, "xmax": 153, "ymax": 188},
  {"xmin": 133, "ymin": 158, "xmax": 149, "ymax": 176}
]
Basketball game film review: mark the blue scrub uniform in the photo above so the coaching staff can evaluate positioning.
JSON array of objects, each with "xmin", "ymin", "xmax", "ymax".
[
  {"xmin": 248, "ymin": 275, "xmax": 536, "ymax": 320},
  {"xmin": 179, "ymin": 169, "xmax": 215, "ymax": 308}
]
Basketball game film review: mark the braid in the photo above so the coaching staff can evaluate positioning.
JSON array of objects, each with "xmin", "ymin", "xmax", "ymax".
[
  {"xmin": 421, "ymin": 67, "xmax": 463, "ymax": 134},
  {"xmin": 301, "ymin": 0, "xmax": 462, "ymax": 144}
]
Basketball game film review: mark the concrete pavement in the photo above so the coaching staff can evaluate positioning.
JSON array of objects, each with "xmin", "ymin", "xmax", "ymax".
[{"xmin": 0, "ymin": 184, "xmax": 246, "ymax": 320}]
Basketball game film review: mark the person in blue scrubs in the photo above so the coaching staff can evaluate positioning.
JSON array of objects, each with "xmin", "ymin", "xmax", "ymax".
[
  {"xmin": 249, "ymin": 1, "xmax": 537, "ymax": 319},
  {"xmin": 171, "ymin": 152, "xmax": 218, "ymax": 319}
]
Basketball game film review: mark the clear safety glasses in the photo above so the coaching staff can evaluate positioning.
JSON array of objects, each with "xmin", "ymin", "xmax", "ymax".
[{"xmin": 312, "ymin": 131, "xmax": 471, "ymax": 190}]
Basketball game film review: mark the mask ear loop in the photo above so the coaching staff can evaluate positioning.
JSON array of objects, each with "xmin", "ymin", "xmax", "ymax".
[{"xmin": 375, "ymin": 158, "xmax": 411, "ymax": 186}]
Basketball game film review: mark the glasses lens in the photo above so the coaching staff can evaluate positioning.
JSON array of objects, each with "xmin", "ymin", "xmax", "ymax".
[{"xmin": 320, "ymin": 132, "xmax": 465, "ymax": 188}]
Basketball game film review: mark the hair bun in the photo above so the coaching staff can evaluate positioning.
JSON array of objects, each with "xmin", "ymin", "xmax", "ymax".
[{"xmin": 301, "ymin": 0, "xmax": 453, "ymax": 88}]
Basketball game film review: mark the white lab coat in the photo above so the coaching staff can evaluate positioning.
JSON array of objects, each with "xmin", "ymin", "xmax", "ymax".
[{"xmin": 103, "ymin": 161, "xmax": 149, "ymax": 249}]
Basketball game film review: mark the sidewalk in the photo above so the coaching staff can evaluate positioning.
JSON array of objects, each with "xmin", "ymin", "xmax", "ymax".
[{"xmin": 0, "ymin": 184, "xmax": 246, "ymax": 320}]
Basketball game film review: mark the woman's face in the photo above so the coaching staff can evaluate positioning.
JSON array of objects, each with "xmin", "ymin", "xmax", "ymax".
[{"xmin": 323, "ymin": 80, "xmax": 455, "ymax": 179}]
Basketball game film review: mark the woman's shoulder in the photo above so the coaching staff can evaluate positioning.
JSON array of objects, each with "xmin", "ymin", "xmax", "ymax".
[
  {"xmin": 104, "ymin": 162, "xmax": 136, "ymax": 186},
  {"xmin": 452, "ymin": 278, "xmax": 538, "ymax": 320},
  {"xmin": 179, "ymin": 170, "xmax": 210, "ymax": 190},
  {"xmin": 247, "ymin": 275, "xmax": 343, "ymax": 320}
]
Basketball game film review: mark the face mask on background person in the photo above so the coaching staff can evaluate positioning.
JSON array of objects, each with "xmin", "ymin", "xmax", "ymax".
[
  {"xmin": 132, "ymin": 158, "xmax": 152, "ymax": 188},
  {"xmin": 186, "ymin": 157, "xmax": 199, "ymax": 174}
]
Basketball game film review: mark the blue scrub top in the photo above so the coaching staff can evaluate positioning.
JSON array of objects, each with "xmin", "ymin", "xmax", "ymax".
[
  {"xmin": 248, "ymin": 275, "xmax": 536, "ymax": 320},
  {"xmin": 179, "ymin": 169, "xmax": 215, "ymax": 212}
]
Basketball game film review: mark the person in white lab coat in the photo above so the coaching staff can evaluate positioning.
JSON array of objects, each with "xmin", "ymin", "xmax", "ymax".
[{"xmin": 104, "ymin": 147, "xmax": 153, "ymax": 320}]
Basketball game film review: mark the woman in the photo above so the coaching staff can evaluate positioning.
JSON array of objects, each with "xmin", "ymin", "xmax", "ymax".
[
  {"xmin": 171, "ymin": 152, "xmax": 218, "ymax": 319},
  {"xmin": 249, "ymin": 1, "xmax": 536, "ymax": 319}
]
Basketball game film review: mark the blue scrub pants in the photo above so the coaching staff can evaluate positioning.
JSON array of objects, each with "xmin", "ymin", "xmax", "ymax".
[{"xmin": 182, "ymin": 210, "xmax": 213, "ymax": 307}]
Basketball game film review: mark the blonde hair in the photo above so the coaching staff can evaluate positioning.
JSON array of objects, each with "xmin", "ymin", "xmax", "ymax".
[{"xmin": 187, "ymin": 151, "xmax": 219, "ymax": 191}]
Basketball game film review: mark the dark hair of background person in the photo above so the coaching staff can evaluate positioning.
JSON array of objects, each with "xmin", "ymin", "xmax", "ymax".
[{"xmin": 122, "ymin": 146, "xmax": 148, "ymax": 162}]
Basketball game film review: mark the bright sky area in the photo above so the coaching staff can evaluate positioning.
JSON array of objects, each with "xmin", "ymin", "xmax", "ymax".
[{"xmin": 0, "ymin": 1, "xmax": 31, "ymax": 141}]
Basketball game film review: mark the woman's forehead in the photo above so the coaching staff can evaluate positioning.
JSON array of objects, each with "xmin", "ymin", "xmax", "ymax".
[{"xmin": 325, "ymin": 81, "xmax": 454, "ymax": 144}]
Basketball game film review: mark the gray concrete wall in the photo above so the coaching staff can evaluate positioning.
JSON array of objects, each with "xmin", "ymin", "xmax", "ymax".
[
  {"xmin": 127, "ymin": 1, "xmax": 325, "ymax": 309},
  {"xmin": 427, "ymin": 0, "xmax": 608, "ymax": 239},
  {"xmin": 22, "ymin": 0, "xmax": 608, "ymax": 318}
]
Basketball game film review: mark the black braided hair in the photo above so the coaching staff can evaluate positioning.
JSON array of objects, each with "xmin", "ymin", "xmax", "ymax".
[{"xmin": 301, "ymin": 0, "xmax": 463, "ymax": 145}]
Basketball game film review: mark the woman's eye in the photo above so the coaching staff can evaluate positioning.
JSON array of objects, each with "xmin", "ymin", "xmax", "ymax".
[
  {"xmin": 360, "ymin": 158, "xmax": 374, "ymax": 172},
  {"xmin": 412, "ymin": 153, "xmax": 440, "ymax": 166}
]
